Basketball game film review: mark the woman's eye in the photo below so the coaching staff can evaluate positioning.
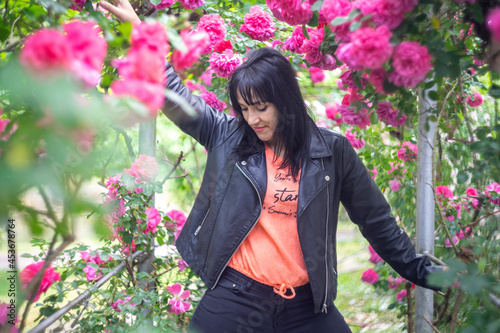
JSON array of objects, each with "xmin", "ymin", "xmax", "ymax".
[
  {"xmin": 257, "ymin": 106, "xmax": 267, "ymax": 112},
  {"xmin": 241, "ymin": 108, "xmax": 248, "ymax": 112}
]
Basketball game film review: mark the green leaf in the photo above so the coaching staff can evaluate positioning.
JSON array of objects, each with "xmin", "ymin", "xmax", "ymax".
[
  {"xmin": 166, "ymin": 28, "xmax": 187, "ymax": 53},
  {"xmin": 457, "ymin": 170, "xmax": 468, "ymax": 184},
  {"xmin": 488, "ymin": 84, "xmax": 500, "ymax": 99},
  {"xmin": 330, "ymin": 16, "xmax": 349, "ymax": 26},
  {"xmin": 302, "ymin": 25, "xmax": 310, "ymax": 40},
  {"xmin": 310, "ymin": 0, "xmax": 324, "ymax": 12},
  {"xmin": 427, "ymin": 90, "xmax": 438, "ymax": 101},
  {"xmin": 307, "ymin": 11, "xmax": 319, "ymax": 27},
  {"xmin": 150, "ymin": 0, "xmax": 162, "ymax": 5},
  {"xmin": 349, "ymin": 21, "xmax": 361, "ymax": 32},
  {"xmin": 348, "ymin": 9, "xmax": 361, "ymax": 20},
  {"xmin": 137, "ymin": 272, "xmax": 149, "ymax": 280}
]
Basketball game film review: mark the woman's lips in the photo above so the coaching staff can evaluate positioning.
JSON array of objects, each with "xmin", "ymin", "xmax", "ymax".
[{"xmin": 253, "ymin": 126, "xmax": 266, "ymax": 132}]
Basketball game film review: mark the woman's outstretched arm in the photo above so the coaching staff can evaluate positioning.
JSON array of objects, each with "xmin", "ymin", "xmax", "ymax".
[{"xmin": 98, "ymin": 0, "xmax": 238, "ymax": 151}]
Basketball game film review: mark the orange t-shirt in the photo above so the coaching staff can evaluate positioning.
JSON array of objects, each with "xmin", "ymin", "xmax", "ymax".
[{"xmin": 229, "ymin": 145, "xmax": 309, "ymax": 295}]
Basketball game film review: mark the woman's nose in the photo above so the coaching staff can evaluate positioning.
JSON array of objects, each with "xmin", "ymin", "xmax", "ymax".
[{"xmin": 247, "ymin": 111, "xmax": 260, "ymax": 125}]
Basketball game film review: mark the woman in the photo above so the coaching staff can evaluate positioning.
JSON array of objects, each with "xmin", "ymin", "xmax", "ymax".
[{"xmin": 100, "ymin": 2, "xmax": 441, "ymax": 332}]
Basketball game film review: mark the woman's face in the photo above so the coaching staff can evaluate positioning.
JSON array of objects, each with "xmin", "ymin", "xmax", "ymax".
[{"xmin": 237, "ymin": 91, "xmax": 279, "ymax": 147}]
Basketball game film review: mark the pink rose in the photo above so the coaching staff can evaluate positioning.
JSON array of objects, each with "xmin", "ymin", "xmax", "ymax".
[
  {"xmin": 445, "ymin": 236, "xmax": 459, "ymax": 247},
  {"xmin": 321, "ymin": 0, "xmax": 353, "ymax": 43},
  {"xmin": 209, "ymin": 50, "xmax": 242, "ymax": 78},
  {"xmin": 361, "ymin": 268, "xmax": 379, "ymax": 285},
  {"xmin": 113, "ymin": 47, "xmax": 166, "ymax": 85},
  {"xmin": 282, "ymin": 26, "xmax": 310, "ymax": 54},
  {"xmin": 466, "ymin": 187, "xmax": 478, "ymax": 197},
  {"xmin": 83, "ymin": 265, "xmax": 102, "ymax": 281},
  {"xmin": 397, "ymin": 141, "xmax": 417, "ymax": 162},
  {"xmin": 200, "ymin": 68, "xmax": 215, "ymax": 86},
  {"xmin": 338, "ymin": 91, "xmax": 371, "ymax": 129},
  {"xmin": 484, "ymin": 182, "xmax": 500, "ymax": 205},
  {"xmin": 339, "ymin": 70, "xmax": 366, "ymax": 91},
  {"xmin": 167, "ymin": 284, "xmax": 191, "ymax": 314},
  {"xmin": 396, "ymin": 289, "xmax": 408, "ymax": 301},
  {"xmin": 266, "ymin": 0, "xmax": 313, "ymax": 26},
  {"xmin": 466, "ymin": 92, "xmax": 483, "ymax": 107},
  {"xmin": 144, "ymin": 207, "xmax": 162, "ymax": 234},
  {"xmin": 346, "ymin": 25, "xmax": 393, "ymax": 70},
  {"xmin": 63, "ymin": 20, "xmax": 107, "ymax": 87},
  {"xmin": 368, "ymin": 68, "xmax": 391, "ymax": 95},
  {"xmin": 125, "ymin": 155, "xmax": 159, "ymax": 182},
  {"xmin": 149, "ymin": 0, "xmax": 176, "ymax": 9},
  {"xmin": 69, "ymin": 0, "xmax": 86, "ymax": 11},
  {"xmin": 179, "ymin": 0, "xmax": 205, "ymax": 10},
  {"xmin": 325, "ymin": 103, "xmax": 343, "ymax": 125},
  {"xmin": 240, "ymin": 5, "xmax": 276, "ymax": 42},
  {"xmin": 389, "ymin": 41, "xmax": 432, "ymax": 89},
  {"xmin": 214, "ymin": 40, "xmax": 233, "ymax": 53},
  {"xmin": 20, "ymin": 261, "xmax": 61, "ymax": 302},
  {"xmin": 200, "ymin": 88, "xmax": 227, "ymax": 112},
  {"xmin": 389, "ymin": 179, "xmax": 401, "ymax": 192},
  {"xmin": 170, "ymin": 29, "xmax": 210, "ymax": 72},
  {"xmin": 388, "ymin": 276, "xmax": 405, "ymax": 290},
  {"xmin": 111, "ymin": 296, "xmax": 136, "ymax": 312},
  {"xmin": 197, "ymin": 14, "xmax": 227, "ymax": 53},
  {"xmin": 309, "ymin": 66, "xmax": 325, "ymax": 83},
  {"xmin": 131, "ymin": 21, "xmax": 169, "ymax": 57},
  {"xmin": 376, "ymin": 101, "xmax": 407, "ymax": 127},
  {"xmin": 368, "ymin": 245, "xmax": 384, "ymax": 264},
  {"xmin": 336, "ymin": 43, "xmax": 363, "ymax": 71},
  {"xmin": 436, "ymin": 185, "xmax": 453, "ymax": 201},
  {"xmin": 177, "ymin": 259, "xmax": 189, "ymax": 272},
  {"xmin": 487, "ymin": 7, "xmax": 500, "ymax": 43},
  {"xmin": 345, "ymin": 127, "xmax": 365, "ymax": 149},
  {"xmin": 110, "ymin": 79, "xmax": 164, "ymax": 115},
  {"xmin": 456, "ymin": 227, "xmax": 472, "ymax": 240},
  {"xmin": 354, "ymin": 0, "xmax": 411, "ymax": 30},
  {"xmin": 0, "ymin": 302, "xmax": 18, "ymax": 332},
  {"xmin": 20, "ymin": 29, "xmax": 72, "ymax": 75},
  {"xmin": 303, "ymin": 28, "xmax": 338, "ymax": 70},
  {"xmin": 166, "ymin": 209, "xmax": 187, "ymax": 230}
]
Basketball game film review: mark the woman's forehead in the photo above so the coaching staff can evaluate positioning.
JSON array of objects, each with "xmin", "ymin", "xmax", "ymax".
[{"xmin": 236, "ymin": 87, "xmax": 266, "ymax": 106}]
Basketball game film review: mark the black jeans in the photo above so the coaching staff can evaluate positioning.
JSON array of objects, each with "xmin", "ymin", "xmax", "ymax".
[{"xmin": 188, "ymin": 267, "xmax": 352, "ymax": 333}]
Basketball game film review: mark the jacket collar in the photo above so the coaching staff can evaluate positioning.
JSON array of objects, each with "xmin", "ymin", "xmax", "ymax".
[{"xmin": 308, "ymin": 123, "xmax": 332, "ymax": 159}]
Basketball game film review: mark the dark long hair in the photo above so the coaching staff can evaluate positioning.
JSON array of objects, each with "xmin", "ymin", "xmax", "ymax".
[{"xmin": 229, "ymin": 47, "xmax": 313, "ymax": 181}]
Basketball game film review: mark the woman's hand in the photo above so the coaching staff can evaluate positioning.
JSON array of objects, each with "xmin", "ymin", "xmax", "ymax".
[{"xmin": 99, "ymin": 0, "xmax": 141, "ymax": 24}]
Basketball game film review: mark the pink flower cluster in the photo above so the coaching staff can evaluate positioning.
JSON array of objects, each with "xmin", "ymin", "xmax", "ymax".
[
  {"xmin": 209, "ymin": 50, "xmax": 243, "ymax": 78},
  {"xmin": 376, "ymin": 101, "xmax": 407, "ymax": 127},
  {"xmin": 345, "ymin": 127, "xmax": 365, "ymax": 149},
  {"xmin": 309, "ymin": 66, "xmax": 325, "ymax": 83},
  {"xmin": 69, "ymin": 0, "xmax": 86, "ymax": 11},
  {"xmin": 388, "ymin": 275, "xmax": 405, "ymax": 290},
  {"xmin": 0, "ymin": 302, "xmax": 18, "ymax": 333},
  {"xmin": 200, "ymin": 87, "xmax": 227, "ymax": 112},
  {"xmin": 125, "ymin": 155, "xmax": 160, "ymax": 182},
  {"xmin": 484, "ymin": 182, "xmax": 500, "ymax": 206},
  {"xmin": 111, "ymin": 22, "xmax": 168, "ymax": 116},
  {"xmin": 240, "ymin": 5, "xmax": 276, "ymax": 41},
  {"xmin": 140, "ymin": 207, "xmax": 162, "ymax": 234},
  {"xmin": 167, "ymin": 283, "xmax": 191, "ymax": 314},
  {"xmin": 282, "ymin": 26, "xmax": 310, "ymax": 54},
  {"xmin": 354, "ymin": 0, "xmax": 417, "ymax": 30},
  {"xmin": 20, "ymin": 261, "xmax": 61, "ymax": 302},
  {"xmin": 368, "ymin": 68, "xmax": 390, "ymax": 95},
  {"xmin": 197, "ymin": 14, "xmax": 227, "ymax": 54},
  {"xmin": 111, "ymin": 296, "xmax": 136, "ymax": 312},
  {"xmin": 339, "ymin": 70, "xmax": 366, "ymax": 91},
  {"xmin": 325, "ymin": 103, "xmax": 343, "ymax": 125},
  {"xmin": 397, "ymin": 141, "xmax": 417, "ymax": 162},
  {"xmin": 321, "ymin": 0, "xmax": 353, "ymax": 43},
  {"xmin": 368, "ymin": 245, "xmax": 384, "ymax": 264},
  {"xmin": 487, "ymin": 7, "xmax": 500, "ymax": 43},
  {"xmin": 389, "ymin": 179, "xmax": 401, "ymax": 192},
  {"xmin": 179, "ymin": 0, "xmax": 205, "ymax": 10},
  {"xmin": 302, "ymin": 28, "xmax": 338, "ymax": 70},
  {"xmin": 337, "ymin": 91, "xmax": 371, "ymax": 129},
  {"xmin": 389, "ymin": 42, "xmax": 432, "ymax": 89},
  {"xmin": 266, "ymin": 0, "xmax": 313, "ymax": 26},
  {"xmin": 81, "ymin": 250, "xmax": 112, "ymax": 281},
  {"xmin": 20, "ymin": 21, "xmax": 107, "ymax": 87},
  {"xmin": 336, "ymin": 26, "xmax": 393, "ymax": 71},
  {"xmin": 436, "ymin": 185, "xmax": 454, "ymax": 202},
  {"xmin": 150, "ymin": 0, "xmax": 176, "ymax": 10},
  {"xmin": 0, "ymin": 110, "xmax": 17, "ymax": 142},
  {"xmin": 171, "ymin": 29, "xmax": 210, "ymax": 72},
  {"xmin": 361, "ymin": 268, "xmax": 379, "ymax": 284},
  {"xmin": 166, "ymin": 209, "xmax": 187, "ymax": 241},
  {"xmin": 466, "ymin": 92, "xmax": 483, "ymax": 107}
]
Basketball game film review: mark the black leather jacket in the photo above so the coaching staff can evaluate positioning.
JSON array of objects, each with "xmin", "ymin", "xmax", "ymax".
[{"xmin": 163, "ymin": 63, "xmax": 439, "ymax": 314}]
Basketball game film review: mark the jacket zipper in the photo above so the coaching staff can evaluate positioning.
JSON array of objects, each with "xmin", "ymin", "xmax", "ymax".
[
  {"xmin": 211, "ymin": 162, "xmax": 263, "ymax": 290},
  {"xmin": 194, "ymin": 200, "xmax": 211, "ymax": 236},
  {"xmin": 321, "ymin": 158, "xmax": 329, "ymax": 313}
]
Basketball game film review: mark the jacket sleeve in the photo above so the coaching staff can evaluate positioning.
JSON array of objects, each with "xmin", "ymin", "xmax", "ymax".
[
  {"xmin": 339, "ymin": 137, "xmax": 441, "ymax": 290},
  {"xmin": 161, "ymin": 62, "xmax": 237, "ymax": 152}
]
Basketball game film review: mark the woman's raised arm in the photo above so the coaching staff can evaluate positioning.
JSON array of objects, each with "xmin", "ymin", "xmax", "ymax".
[{"xmin": 99, "ymin": 0, "xmax": 141, "ymax": 24}]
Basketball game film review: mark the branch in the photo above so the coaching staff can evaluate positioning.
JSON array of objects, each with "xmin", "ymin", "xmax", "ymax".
[
  {"xmin": 449, "ymin": 289, "xmax": 464, "ymax": 333},
  {"xmin": 423, "ymin": 251, "xmax": 446, "ymax": 266},
  {"xmin": 37, "ymin": 185, "xmax": 59, "ymax": 224},
  {"xmin": 19, "ymin": 235, "xmax": 75, "ymax": 332},
  {"xmin": 424, "ymin": 316, "xmax": 442, "ymax": 333},
  {"xmin": 114, "ymin": 126, "xmax": 136, "ymax": 160},
  {"xmin": 429, "ymin": 183, "xmax": 460, "ymax": 255},
  {"xmin": 101, "ymin": 133, "xmax": 120, "ymax": 184},
  {"xmin": 406, "ymin": 282, "xmax": 414, "ymax": 333},
  {"xmin": 465, "ymin": 209, "xmax": 499, "ymax": 228}
]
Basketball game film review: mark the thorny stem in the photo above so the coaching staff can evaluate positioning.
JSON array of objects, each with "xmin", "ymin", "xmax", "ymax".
[
  {"xmin": 429, "ymin": 183, "xmax": 460, "ymax": 255},
  {"xmin": 406, "ymin": 282, "xmax": 413, "ymax": 333},
  {"xmin": 424, "ymin": 316, "xmax": 442, "ymax": 333},
  {"xmin": 449, "ymin": 290, "xmax": 464, "ymax": 333}
]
